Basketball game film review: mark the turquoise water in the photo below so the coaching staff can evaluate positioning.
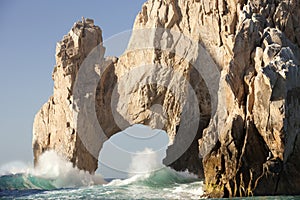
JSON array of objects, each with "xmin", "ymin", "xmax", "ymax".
[
  {"xmin": 1, "ymin": 170, "xmax": 300, "ymax": 199},
  {"xmin": 0, "ymin": 168, "xmax": 204, "ymax": 199},
  {"xmin": 1, "ymin": 151, "xmax": 299, "ymax": 199}
]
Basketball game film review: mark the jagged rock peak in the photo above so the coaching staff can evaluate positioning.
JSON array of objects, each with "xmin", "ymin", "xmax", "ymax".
[{"xmin": 33, "ymin": 18, "xmax": 103, "ymax": 173}]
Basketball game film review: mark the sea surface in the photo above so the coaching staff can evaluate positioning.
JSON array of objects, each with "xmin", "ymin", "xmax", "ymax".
[
  {"xmin": 0, "ymin": 168, "xmax": 204, "ymax": 199},
  {"xmin": 1, "ymin": 151, "xmax": 300, "ymax": 199}
]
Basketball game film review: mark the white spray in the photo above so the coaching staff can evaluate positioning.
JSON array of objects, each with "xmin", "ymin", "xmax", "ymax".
[
  {"xmin": 0, "ymin": 150, "xmax": 106, "ymax": 188},
  {"xmin": 128, "ymin": 147, "xmax": 164, "ymax": 176}
]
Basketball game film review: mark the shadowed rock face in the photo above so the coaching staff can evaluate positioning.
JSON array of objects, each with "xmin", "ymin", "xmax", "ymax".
[
  {"xmin": 33, "ymin": 0, "xmax": 300, "ymax": 197},
  {"xmin": 195, "ymin": 0, "xmax": 300, "ymax": 197}
]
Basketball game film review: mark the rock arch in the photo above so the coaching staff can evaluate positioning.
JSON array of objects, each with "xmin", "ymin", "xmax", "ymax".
[
  {"xmin": 33, "ymin": 0, "xmax": 300, "ymax": 197},
  {"xmin": 33, "ymin": 19, "xmax": 219, "ymax": 176}
]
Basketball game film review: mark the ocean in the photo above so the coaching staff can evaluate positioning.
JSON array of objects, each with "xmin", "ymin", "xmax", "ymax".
[
  {"xmin": 0, "ymin": 168, "xmax": 204, "ymax": 199},
  {"xmin": 0, "ymin": 151, "xmax": 299, "ymax": 199}
]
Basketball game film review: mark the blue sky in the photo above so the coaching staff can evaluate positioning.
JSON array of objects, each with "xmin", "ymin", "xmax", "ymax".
[{"xmin": 0, "ymin": 0, "xmax": 146, "ymax": 168}]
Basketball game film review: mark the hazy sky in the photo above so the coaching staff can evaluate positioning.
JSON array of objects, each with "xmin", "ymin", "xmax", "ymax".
[
  {"xmin": 0, "ymin": 0, "xmax": 147, "ymax": 168},
  {"xmin": 98, "ymin": 124, "xmax": 169, "ymax": 178}
]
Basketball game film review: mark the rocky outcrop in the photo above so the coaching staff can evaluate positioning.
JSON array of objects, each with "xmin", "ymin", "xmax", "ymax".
[
  {"xmin": 196, "ymin": 0, "xmax": 300, "ymax": 197},
  {"xmin": 123, "ymin": 0, "xmax": 300, "ymax": 196},
  {"xmin": 33, "ymin": 0, "xmax": 300, "ymax": 197},
  {"xmin": 33, "ymin": 18, "xmax": 104, "ymax": 173}
]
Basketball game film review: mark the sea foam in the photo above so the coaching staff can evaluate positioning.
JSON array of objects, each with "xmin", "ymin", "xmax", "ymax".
[
  {"xmin": 32, "ymin": 150, "xmax": 106, "ymax": 188},
  {"xmin": 0, "ymin": 150, "xmax": 106, "ymax": 190}
]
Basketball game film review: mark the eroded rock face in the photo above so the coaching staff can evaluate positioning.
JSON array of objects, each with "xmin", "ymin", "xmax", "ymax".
[
  {"xmin": 33, "ymin": 18, "xmax": 104, "ymax": 173},
  {"xmin": 33, "ymin": 0, "xmax": 300, "ymax": 197},
  {"xmin": 127, "ymin": 1, "xmax": 300, "ymax": 196},
  {"xmin": 197, "ymin": 0, "xmax": 300, "ymax": 197},
  {"xmin": 34, "ymin": 10, "xmax": 217, "ymax": 177}
]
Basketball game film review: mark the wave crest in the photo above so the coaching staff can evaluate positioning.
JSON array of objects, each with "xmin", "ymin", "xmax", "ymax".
[{"xmin": 0, "ymin": 150, "xmax": 105, "ymax": 191}]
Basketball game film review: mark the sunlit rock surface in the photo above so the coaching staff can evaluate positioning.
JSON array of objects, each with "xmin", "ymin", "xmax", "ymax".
[{"xmin": 33, "ymin": 0, "xmax": 300, "ymax": 197}]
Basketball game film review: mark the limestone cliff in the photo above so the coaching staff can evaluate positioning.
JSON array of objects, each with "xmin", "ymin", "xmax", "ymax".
[
  {"xmin": 33, "ymin": 0, "xmax": 300, "ymax": 197},
  {"xmin": 33, "ymin": 18, "xmax": 104, "ymax": 173}
]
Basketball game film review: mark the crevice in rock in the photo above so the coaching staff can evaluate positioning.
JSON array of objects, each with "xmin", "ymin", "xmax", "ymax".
[
  {"xmin": 185, "ymin": 1, "xmax": 191, "ymax": 33},
  {"xmin": 172, "ymin": 0, "xmax": 183, "ymax": 29}
]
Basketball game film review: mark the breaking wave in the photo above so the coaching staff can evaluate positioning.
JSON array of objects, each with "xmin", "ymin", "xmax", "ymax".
[
  {"xmin": 0, "ymin": 149, "xmax": 204, "ymax": 199},
  {"xmin": 0, "ymin": 150, "xmax": 105, "ymax": 191}
]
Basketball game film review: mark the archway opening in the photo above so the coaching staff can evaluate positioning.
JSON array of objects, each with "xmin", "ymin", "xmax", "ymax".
[{"xmin": 96, "ymin": 124, "xmax": 169, "ymax": 179}]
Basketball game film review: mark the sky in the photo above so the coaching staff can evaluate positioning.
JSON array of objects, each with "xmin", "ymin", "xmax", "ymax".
[
  {"xmin": 98, "ymin": 124, "xmax": 169, "ymax": 178},
  {"xmin": 0, "ymin": 0, "xmax": 148, "ymax": 170}
]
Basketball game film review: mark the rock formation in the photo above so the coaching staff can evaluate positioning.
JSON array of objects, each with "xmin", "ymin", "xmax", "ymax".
[
  {"xmin": 33, "ymin": 0, "xmax": 300, "ymax": 197},
  {"xmin": 33, "ymin": 18, "xmax": 104, "ymax": 173},
  {"xmin": 195, "ymin": 0, "xmax": 300, "ymax": 197}
]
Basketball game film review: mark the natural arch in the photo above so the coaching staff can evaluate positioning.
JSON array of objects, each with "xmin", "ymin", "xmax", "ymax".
[
  {"xmin": 94, "ymin": 55, "xmax": 212, "ymax": 177},
  {"xmin": 33, "ymin": 21, "xmax": 219, "ymax": 177}
]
